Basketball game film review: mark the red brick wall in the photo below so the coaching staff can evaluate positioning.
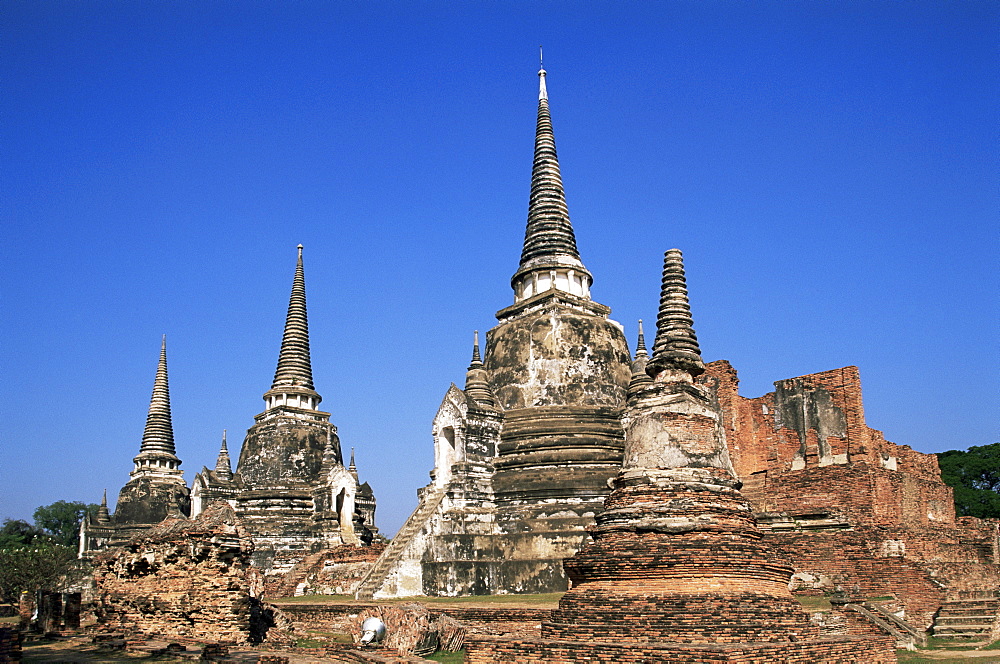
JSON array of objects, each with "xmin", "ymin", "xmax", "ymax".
[
  {"xmin": 700, "ymin": 361, "xmax": 1000, "ymax": 630},
  {"xmin": 465, "ymin": 634, "xmax": 896, "ymax": 663},
  {"xmin": 704, "ymin": 362, "xmax": 951, "ymax": 496}
]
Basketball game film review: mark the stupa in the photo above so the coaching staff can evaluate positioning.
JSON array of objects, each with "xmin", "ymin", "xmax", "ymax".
[{"xmin": 465, "ymin": 250, "xmax": 896, "ymax": 663}]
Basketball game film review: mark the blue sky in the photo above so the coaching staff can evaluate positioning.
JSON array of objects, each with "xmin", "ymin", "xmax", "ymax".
[{"xmin": 2, "ymin": 1, "xmax": 997, "ymax": 538}]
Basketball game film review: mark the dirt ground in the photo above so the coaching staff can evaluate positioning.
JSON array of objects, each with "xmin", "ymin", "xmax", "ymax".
[
  {"xmin": 898, "ymin": 651, "xmax": 1000, "ymax": 663},
  {"xmin": 19, "ymin": 632, "xmax": 1000, "ymax": 663},
  {"xmin": 20, "ymin": 633, "xmax": 339, "ymax": 664}
]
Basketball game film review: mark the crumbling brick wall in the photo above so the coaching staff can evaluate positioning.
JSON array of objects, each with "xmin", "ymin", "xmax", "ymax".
[
  {"xmin": 268, "ymin": 542, "xmax": 385, "ymax": 597},
  {"xmin": 0, "ymin": 626, "xmax": 22, "ymax": 662},
  {"xmin": 92, "ymin": 502, "xmax": 256, "ymax": 643},
  {"xmin": 706, "ymin": 362, "xmax": 951, "ymax": 490},
  {"xmin": 702, "ymin": 361, "xmax": 1000, "ymax": 629},
  {"xmin": 276, "ymin": 602, "xmax": 551, "ymax": 638}
]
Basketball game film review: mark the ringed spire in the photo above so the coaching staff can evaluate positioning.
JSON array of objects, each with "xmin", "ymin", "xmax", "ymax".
[
  {"xmin": 465, "ymin": 330, "xmax": 498, "ymax": 408},
  {"xmin": 214, "ymin": 430, "xmax": 233, "ymax": 480},
  {"xmin": 264, "ymin": 245, "xmax": 322, "ymax": 411},
  {"xmin": 511, "ymin": 62, "xmax": 592, "ymax": 303},
  {"xmin": 272, "ymin": 244, "xmax": 315, "ymax": 391},
  {"xmin": 646, "ymin": 249, "xmax": 705, "ymax": 380},
  {"xmin": 137, "ymin": 335, "xmax": 178, "ymax": 459}
]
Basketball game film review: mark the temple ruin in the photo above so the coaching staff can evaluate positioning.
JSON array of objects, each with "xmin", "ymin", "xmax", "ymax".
[
  {"xmin": 79, "ymin": 337, "xmax": 191, "ymax": 554},
  {"xmin": 356, "ymin": 64, "xmax": 631, "ymax": 600},
  {"xmin": 72, "ymin": 63, "xmax": 998, "ymax": 657},
  {"xmin": 356, "ymin": 66, "xmax": 999, "ymax": 645},
  {"xmin": 91, "ymin": 502, "xmax": 258, "ymax": 644},
  {"xmin": 81, "ymin": 246, "xmax": 379, "ymax": 590},
  {"xmin": 706, "ymin": 360, "xmax": 1000, "ymax": 630},
  {"xmin": 465, "ymin": 249, "xmax": 896, "ymax": 662}
]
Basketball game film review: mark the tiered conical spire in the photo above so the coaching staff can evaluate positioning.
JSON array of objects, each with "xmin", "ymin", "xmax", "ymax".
[
  {"xmin": 96, "ymin": 489, "xmax": 111, "ymax": 524},
  {"xmin": 511, "ymin": 63, "xmax": 592, "ymax": 299},
  {"xmin": 214, "ymin": 430, "xmax": 233, "ymax": 480},
  {"xmin": 635, "ymin": 319, "xmax": 648, "ymax": 356},
  {"xmin": 628, "ymin": 319, "xmax": 653, "ymax": 395},
  {"xmin": 349, "ymin": 447, "xmax": 359, "ymax": 482},
  {"xmin": 646, "ymin": 249, "xmax": 705, "ymax": 379},
  {"xmin": 464, "ymin": 330, "xmax": 498, "ymax": 408},
  {"xmin": 321, "ymin": 426, "xmax": 339, "ymax": 472},
  {"xmin": 137, "ymin": 336, "xmax": 178, "ymax": 459},
  {"xmin": 272, "ymin": 245, "xmax": 315, "ymax": 392}
]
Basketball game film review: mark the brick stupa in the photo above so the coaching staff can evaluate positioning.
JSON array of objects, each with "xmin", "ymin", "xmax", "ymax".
[{"xmin": 465, "ymin": 250, "xmax": 896, "ymax": 663}]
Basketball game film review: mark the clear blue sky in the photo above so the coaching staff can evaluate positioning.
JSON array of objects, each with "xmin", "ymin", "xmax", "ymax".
[{"xmin": 2, "ymin": 2, "xmax": 997, "ymax": 538}]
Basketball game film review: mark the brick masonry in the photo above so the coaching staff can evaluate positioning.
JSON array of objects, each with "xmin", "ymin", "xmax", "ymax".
[
  {"xmin": 465, "ymin": 634, "xmax": 896, "ymax": 663},
  {"xmin": 91, "ymin": 502, "xmax": 257, "ymax": 644},
  {"xmin": 702, "ymin": 361, "xmax": 1000, "ymax": 628}
]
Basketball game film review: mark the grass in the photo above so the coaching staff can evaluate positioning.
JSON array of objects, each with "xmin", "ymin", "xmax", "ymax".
[
  {"xmin": 269, "ymin": 592, "xmax": 564, "ymax": 606},
  {"xmin": 411, "ymin": 593, "xmax": 563, "ymax": 606},
  {"xmin": 896, "ymin": 652, "xmax": 965, "ymax": 663},
  {"xmin": 923, "ymin": 636, "xmax": 989, "ymax": 650},
  {"xmin": 269, "ymin": 593, "xmax": 354, "ymax": 603},
  {"xmin": 794, "ymin": 595, "xmax": 832, "ymax": 612},
  {"xmin": 426, "ymin": 650, "xmax": 465, "ymax": 663}
]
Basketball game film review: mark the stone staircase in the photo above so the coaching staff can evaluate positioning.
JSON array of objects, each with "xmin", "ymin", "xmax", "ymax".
[
  {"xmin": 271, "ymin": 551, "xmax": 327, "ymax": 598},
  {"xmin": 931, "ymin": 598, "xmax": 1000, "ymax": 642},
  {"xmin": 842, "ymin": 601, "xmax": 926, "ymax": 649},
  {"xmin": 354, "ymin": 486, "xmax": 447, "ymax": 600}
]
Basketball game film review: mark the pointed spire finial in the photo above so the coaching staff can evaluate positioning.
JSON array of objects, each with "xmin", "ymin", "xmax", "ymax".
[
  {"xmin": 628, "ymin": 320, "xmax": 654, "ymax": 396},
  {"xmin": 348, "ymin": 447, "xmax": 359, "ymax": 482},
  {"xmin": 320, "ymin": 425, "xmax": 338, "ymax": 471},
  {"xmin": 471, "ymin": 330, "xmax": 482, "ymax": 365},
  {"xmin": 270, "ymin": 245, "xmax": 318, "ymax": 396},
  {"xmin": 636, "ymin": 319, "xmax": 648, "ymax": 357},
  {"xmin": 646, "ymin": 249, "xmax": 705, "ymax": 380},
  {"xmin": 465, "ymin": 330, "xmax": 498, "ymax": 408},
  {"xmin": 136, "ymin": 336, "xmax": 179, "ymax": 460},
  {"xmin": 538, "ymin": 46, "xmax": 547, "ymax": 101},
  {"xmin": 214, "ymin": 430, "xmax": 233, "ymax": 480},
  {"xmin": 97, "ymin": 489, "xmax": 111, "ymax": 524},
  {"xmin": 511, "ymin": 62, "xmax": 592, "ymax": 300}
]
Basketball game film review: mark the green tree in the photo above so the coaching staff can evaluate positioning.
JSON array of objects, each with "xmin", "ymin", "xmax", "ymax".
[
  {"xmin": 937, "ymin": 443, "xmax": 1000, "ymax": 519},
  {"xmin": 32, "ymin": 501, "xmax": 98, "ymax": 548},
  {"xmin": 0, "ymin": 541, "xmax": 80, "ymax": 603},
  {"xmin": 0, "ymin": 519, "xmax": 46, "ymax": 548}
]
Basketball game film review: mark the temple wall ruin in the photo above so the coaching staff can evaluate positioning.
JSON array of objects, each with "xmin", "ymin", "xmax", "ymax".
[
  {"xmin": 92, "ymin": 503, "xmax": 258, "ymax": 644},
  {"xmin": 701, "ymin": 360, "xmax": 1000, "ymax": 628}
]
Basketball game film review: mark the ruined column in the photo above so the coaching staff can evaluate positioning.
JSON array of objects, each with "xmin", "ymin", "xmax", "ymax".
[
  {"xmin": 62, "ymin": 593, "xmax": 81, "ymax": 630},
  {"xmin": 37, "ymin": 592, "xmax": 62, "ymax": 634}
]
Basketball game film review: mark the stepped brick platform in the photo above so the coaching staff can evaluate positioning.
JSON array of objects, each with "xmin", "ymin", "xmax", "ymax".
[
  {"xmin": 467, "ymin": 634, "xmax": 894, "ymax": 663},
  {"xmin": 931, "ymin": 597, "xmax": 1000, "ymax": 641},
  {"xmin": 465, "ymin": 250, "xmax": 896, "ymax": 663}
]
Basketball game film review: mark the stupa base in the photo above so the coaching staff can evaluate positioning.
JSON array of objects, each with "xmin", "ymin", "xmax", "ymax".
[{"xmin": 465, "ymin": 634, "xmax": 896, "ymax": 663}]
